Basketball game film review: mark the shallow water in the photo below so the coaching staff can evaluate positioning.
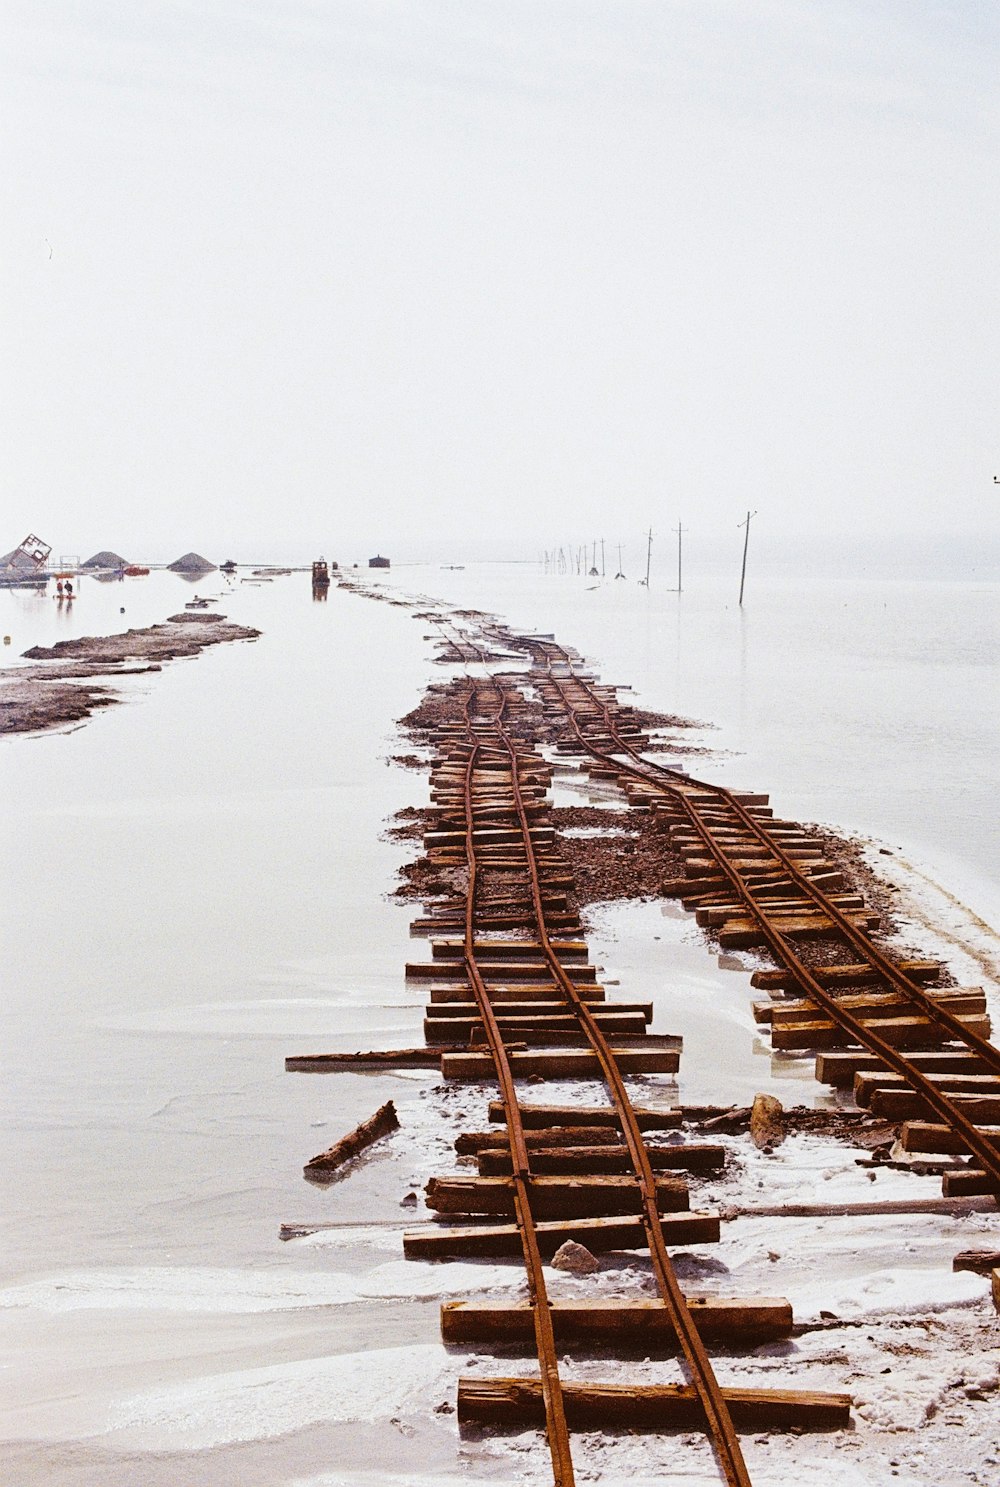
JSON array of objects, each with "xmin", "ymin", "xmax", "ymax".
[{"xmin": 1, "ymin": 562, "xmax": 998, "ymax": 1484}]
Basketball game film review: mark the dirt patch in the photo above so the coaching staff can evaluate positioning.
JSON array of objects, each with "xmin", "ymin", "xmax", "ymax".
[{"xmin": 553, "ymin": 805, "xmax": 682, "ymax": 906}]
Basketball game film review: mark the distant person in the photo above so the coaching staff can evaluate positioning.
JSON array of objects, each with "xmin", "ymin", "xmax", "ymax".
[{"xmin": 56, "ymin": 580, "xmax": 63, "ymax": 596}]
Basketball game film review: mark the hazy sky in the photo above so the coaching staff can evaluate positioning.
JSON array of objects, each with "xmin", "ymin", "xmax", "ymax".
[{"xmin": 3, "ymin": 2, "xmax": 999, "ymax": 563}]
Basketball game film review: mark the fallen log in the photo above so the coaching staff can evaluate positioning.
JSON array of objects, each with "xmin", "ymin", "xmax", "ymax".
[{"xmin": 303, "ymin": 1100, "xmax": 399, "ymax": 1180}]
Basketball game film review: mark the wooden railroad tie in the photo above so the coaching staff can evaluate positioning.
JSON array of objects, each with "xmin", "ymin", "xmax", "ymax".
[
  {"xmin": 441, "ymin": 1295, "xmax": 790, "ymax": 1348},
  {"xmin": 487, "ymin": 1101, "xmax": 684, "ymax": 1129},
  {"xmin": 424, "ymin": 1173, "xmax": 690, "ymax": 1218},
  {"xmin": 752, "ymin": 961, "xmax": 941, "ymax": 991},
  {"xmin": 428, "ymin": 982, "xmax": 607, "ymax": 1003},
  {"xmin": 816, "ymin": 1049, "xmax": 994, "ymax": 1087},
  {"xmin": 442, "ymin": 1048, "xmax": 680, "ymax": 1079},
  {"xmin": 756, "ymin": 988, "xmax": 985, "ymax": 1028},
  {"xmin": 456, "ymin": 1377, "xmax": 851, "ymax": 1434},
  {"xmin": 402, "ymin": 1211, "xmax": 720, "ymax": 1259},
  {"xmin": 771, "ymin": 1012, "xmax": 990, "ymax": 1054},
  {"xmin": 474, "ymin": 1143, "xmax": 725, "ymax": 1175},
  {"xmin": 855, "ymin": 1069, "xmax": 1000, "ymax": 1105}
]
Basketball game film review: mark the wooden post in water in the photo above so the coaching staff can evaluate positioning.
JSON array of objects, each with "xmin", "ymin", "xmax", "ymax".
[
  {"xmin": 600, "ymin": 537, "xmax": 605, "ymax": 576},
  {"xmin": 738, "ymin": 510, "xmax": 756, "ymax": 607}
]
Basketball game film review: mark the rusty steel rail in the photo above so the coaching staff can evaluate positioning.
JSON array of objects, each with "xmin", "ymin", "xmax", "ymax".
[
  {"xmin": 449, "ymin": 654, "xmax": 753, "ymax": 1487},
  {"xmin": 458, "ymin": 681, "xmax": 575, "ymax": 1484},
  {"xmin": 530, "ymin": 643, "xmax": 1000, "ymax": 1196}
]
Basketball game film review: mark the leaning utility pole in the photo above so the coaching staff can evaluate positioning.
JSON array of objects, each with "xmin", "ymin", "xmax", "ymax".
[
  {"xmin": 643, "ymin": 527, "xmax": 653, "ymax": 587},
  {"xmin": 675, "ymin": 522, "xmax": 684, "ymax": 593},
  {"xmin": 738, "ymin": 510, "xmax": 757, "ymax": 606}
]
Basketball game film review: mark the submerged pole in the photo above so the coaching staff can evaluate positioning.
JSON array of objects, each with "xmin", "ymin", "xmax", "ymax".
[{"xmin": 738, "ymin": 510, "xmax": 756, "ymax": 606}]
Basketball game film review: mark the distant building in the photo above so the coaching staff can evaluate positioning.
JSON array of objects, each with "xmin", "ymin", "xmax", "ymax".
[
  {"xmin": 368, "ymin": 554, "xmax": 390, "ymax": 569},
  {"xmin": 0, "ymin": 533, "xmax": 51, "ymax": 587}
]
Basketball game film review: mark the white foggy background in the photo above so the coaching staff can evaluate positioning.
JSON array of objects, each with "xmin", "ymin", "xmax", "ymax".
[{"xmin": 3, "ymin": 1, "xmax": 999, "ymax": 569}]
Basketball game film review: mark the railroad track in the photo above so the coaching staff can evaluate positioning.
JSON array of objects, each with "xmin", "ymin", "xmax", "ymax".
[
  {"xmin": 285, "ymin": 597, "xmax": 998, "ymax": 1481},
  {"xmin": 286, "ymin": 620, "xmax": 856, "ymax": 1485},
  {"xmin": 501, "ymin": 631, "xmax": 1000, "ymax": 1202}
]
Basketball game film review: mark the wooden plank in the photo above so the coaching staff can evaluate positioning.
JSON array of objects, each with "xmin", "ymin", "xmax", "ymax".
[
  {"xmin": 816, "ymin": 1049, "xmax": 990, "ymax": 1086},
  {"xmin": 952, "ymin": 1249, "xmax": 1000, "ymax": 1274},
  {"xmin": 854, "ymin": 1070, "xmax": 1000, "ymax": 1106},
  {"xmin": 402, "ymin": 1211, "xmax": 720, "ymax": 1259},
  {"xmin": 457, "ymin": 1377, "xmax": 852, "ymax": 1433},
  {"xmin": 303, "ymin": 1100, "xmax": 398, "ymax": 1179},
  {"xmin": 458, "ymin": 1127, "xmax": 631, "ymax": 1154},
  {"xmin": 442, "ymin": 1048, "xmax": 680, "ymax": 1080},
  {"xmin": 477, "ymin": 1143, "xmax": 725, "ymax": 1175},
  {"xmin": 428, "ymin": 983, "xmax": 606, "ymax": 1003},
  {"xmin": 756, "ymin": 989, "xmax": 984, "ymax": 1028},
  {"xmin": 487, "ymin": 1101, "xmax": 682, "ymax": 1129},
  {"xmin": 430, "ymin": 938, "xmax": 589, "ymax": 960},
  {"xmin": 408, "ymin": 961, "xmax": 598, "ymax": 982},
  {"xmin": 441, "ymin": 1295, "xmax": 791, "ymax": 1349},
  {"xmin": 752, "ymin": 960, "xmax": 940, "ymax": 991},
  {"xmin": 466, "ymin": 1030, "xmax": 679, "ymax": 1050},
  {"xmin": 424, "ymin": 1173, "xmax": 688, "ymax": 1218},
  {"xmin": 870, "ymin": 1090, "xmax": 1000, "ymax": 1123},
  {"xmin": 942, "ymin": 1169, "xmax": 1000, "ymax": 1197},
  {"xmin": 686, "ymin": 855, "xmax": 833, "ymax": 877},
  {"xmin": 772, "ymin": 1014, "xmax": 990, "ymax": 1053},
  {"xmin": 428, "ymin": 998, "xmax": 646, "ymax": 1019},
  {"xmin": 423, "ymin": 1011, "xmax": 648, "ymax": 1042},
  {"xmin": 286, "ymin": 1048, "xmax": 445, "ymax": 1072},
  {"xmin": 720, "ymin": 911, "xmax": 880, "ymax": 950},
  {"xmin": 900, "ymin": 1121, "xmax": 1000, "ymax": 1156},
  {"xmin": 701, "ymin": 894, "xmax": 865, "ymax": 927}
]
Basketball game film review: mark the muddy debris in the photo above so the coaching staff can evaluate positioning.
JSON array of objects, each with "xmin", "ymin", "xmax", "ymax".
[{"xmin": 2, "ymin": 613, "xmax": 260, "ymax": 737}]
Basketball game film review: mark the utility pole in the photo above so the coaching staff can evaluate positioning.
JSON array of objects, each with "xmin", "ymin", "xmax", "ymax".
[
  {"xmin": 675, "ymin": 522, "xmax": 684, "ymax": 593},
  {"xmin": 600, "ymin": 537, "xmax": 605, "ymax": 577},
  {"xmin": 738, "ymin": 510, "xmax": 757, "ymax": 606},
  {"xmin": 643, "ymin": 527, "xmax": 653, "ymax": 587}
]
